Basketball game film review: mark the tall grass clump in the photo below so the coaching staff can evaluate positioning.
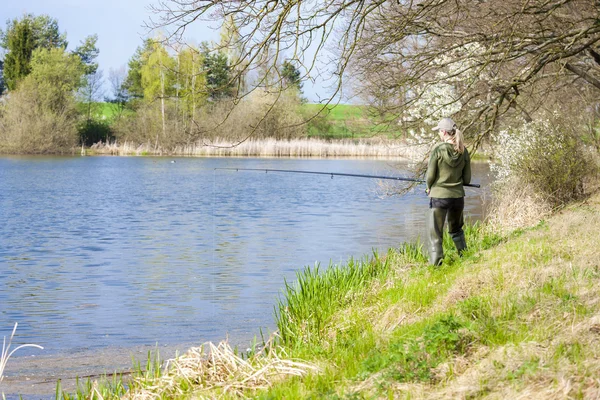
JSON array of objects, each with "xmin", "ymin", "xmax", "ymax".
[
  {"xmin": 488, "ymin": 113, "xmax": 598, "ymax": 231},
  {"xmin": 275, "ymin": 251, "xmax": 390, "ymax": 347}
]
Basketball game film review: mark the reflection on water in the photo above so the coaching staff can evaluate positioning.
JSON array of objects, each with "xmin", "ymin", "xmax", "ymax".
[{"xmin": 0, "ymin": 156, "xmax": 491, "ymax": 354}]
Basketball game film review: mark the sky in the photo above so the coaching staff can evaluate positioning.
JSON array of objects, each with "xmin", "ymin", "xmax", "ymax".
[{"xmin": 0, "ymin": 1, "xmax": 331, "ymax": 102}]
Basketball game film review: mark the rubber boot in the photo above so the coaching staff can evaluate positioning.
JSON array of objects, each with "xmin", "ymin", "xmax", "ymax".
[
  {"xmin": 447, "ymin": 205, "xmax": 466, "ymax": 256},
  {"xmin": 451, "ymin": 230, "xmax": 467, "ymax": 256},
  {"xmin": 428, "ymin": 207, "xmax": 447, "ymax": 266}
]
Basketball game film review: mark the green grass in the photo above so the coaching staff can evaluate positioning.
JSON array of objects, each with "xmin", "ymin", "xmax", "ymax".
[
  {"xmin": 302, "ymin": 104, "xmax": 368, "ymax": 121},
  {"xmin": 302, "ymin": 103, "xmax": 403, "ymax": 139},
  {"xmin": 275, "ymin": 251, "xmax": 390, "ymax": 347}
]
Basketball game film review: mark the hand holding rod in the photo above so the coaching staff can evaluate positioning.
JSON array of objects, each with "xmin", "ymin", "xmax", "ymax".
[{"xmin": 214, "ymin": 167, "xmax": 481, "ymax": 188}]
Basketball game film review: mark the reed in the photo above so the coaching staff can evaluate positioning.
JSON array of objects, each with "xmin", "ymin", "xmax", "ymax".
[
  {"xmin": 89, "ymin": 138, "xmax": 428, "ymax": 159},
  {"xmin": 0, "ymin": 323, "xmax": 43, "ymax": 399}
]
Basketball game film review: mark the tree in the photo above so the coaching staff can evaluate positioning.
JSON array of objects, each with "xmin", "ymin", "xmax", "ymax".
[
  {"xmin": 107, "ymin": 66, "xmax": 129, "ymax": 118},
  {"xmin": 123, "ymin": 39, "xmax": 154, "ymax": 100},
  {"xmin": 281, "ymin": 60, "xmax": 302, "ymax": 93},
  {"xmin": 140, "ymin": 40, "xmax": 176, "ymax": 144},
  {"xmin": 202, "ymin": 50, "xmax": 234, "ymax": 101},
  {"xmin": 150, "ymin": 0, "xmax": 600, "ymax": 143},
  {"xmin": 28, "ymin": 47, "xmax": 85, "ymax": 112},
  {"xmin": 220, "ymin": 14, "xmax": 247, "ymax": 94},
  {"xmin": 177, "ymin": 46, "xmax": 207, "ymax": 133},
  {"xmin": 79, "ymin": 69, "xmax": 104, "ymax": 121},
  {"xmin": 0, "ymin": 60, "xmax": 5, "ymax": 95},
  {"xmin": 75, "ymin": 34, "xmax": 102, "ymax": 127},
  {"xmin": 2, "ymin": 18, "xmax": 34, "ymax": 90},
  {"xmin": 73, "ymin": 34, "xmax": 99, "ymax": 75},
  {"xmin": 1, "ymin": 14, "xmax": 68, "ymax": 90},
  {"xmin": 1, "ymin": 14, "xmax": 67, "ymax": 50}
]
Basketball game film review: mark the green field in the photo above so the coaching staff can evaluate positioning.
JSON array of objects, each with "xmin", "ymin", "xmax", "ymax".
[
  {"xmin": 90, "ymin": 101, "xmax": 400, "ymax": 140},
  {"xmin": 302, "ymin": 103, "xmax": 368, "ymax": 121},
  {"xmin": 302, "ymin": 103, "xmax": 401, "ymax": 139}
]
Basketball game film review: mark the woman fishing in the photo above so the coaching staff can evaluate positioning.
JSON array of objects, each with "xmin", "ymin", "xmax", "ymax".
[{"xmin": 426, "ymin": 117, "xmax": 471, "ymax": 266}]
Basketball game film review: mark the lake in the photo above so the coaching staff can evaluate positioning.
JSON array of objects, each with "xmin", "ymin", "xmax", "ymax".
[{"xmin": 0, "ymin": 156, "xmax": 491, "ymax": 392}]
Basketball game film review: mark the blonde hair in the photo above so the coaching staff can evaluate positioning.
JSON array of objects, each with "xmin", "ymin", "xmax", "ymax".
[{"xmin": 444, "ymin": 128, "xmax": 465, "ymax": 154}]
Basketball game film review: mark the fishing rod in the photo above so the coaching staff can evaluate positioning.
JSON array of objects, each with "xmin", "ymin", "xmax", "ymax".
[{"xmin": 214, "ymin": 167, "xmax": 481, "ymax": 188}]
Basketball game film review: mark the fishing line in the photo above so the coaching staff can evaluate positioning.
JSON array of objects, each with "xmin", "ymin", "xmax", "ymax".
[{"xmin": 214, "ymin": 167, "xmax": 481, "ymax": 188}]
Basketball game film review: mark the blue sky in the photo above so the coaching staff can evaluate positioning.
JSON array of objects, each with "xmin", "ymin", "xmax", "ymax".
[
  {"xmin": 2, "ymin": 1, "xmax": 171, "ymax": 79},
  {"xmin": 1, "ymin": 1, "xmax": 334, "ymax": 102}
]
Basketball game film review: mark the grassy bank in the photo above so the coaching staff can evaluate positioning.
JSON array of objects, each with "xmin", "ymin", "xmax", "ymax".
[
  {"xmin": 259, "ymin": 194, "xmax": 600, "ymax": 399},
  {"xmin": 57, "ymin": 192, "xmax": 600, "ymax": 399}
]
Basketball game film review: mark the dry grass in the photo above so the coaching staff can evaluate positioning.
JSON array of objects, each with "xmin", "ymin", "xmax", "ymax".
[
  {"xmin": 123, "ymin": 340, "xmax": 319, "ymax": 400},
  {"xmin": 89, "ymin": 138, "xmax": 427, "ymax": 159},
  {"xmin": 486, "ymin": 179, "xmax": 554, "ymax": 234},
  {"xmin": 426, "ymin": 196, "xmax": 600, "ymax": 398}
]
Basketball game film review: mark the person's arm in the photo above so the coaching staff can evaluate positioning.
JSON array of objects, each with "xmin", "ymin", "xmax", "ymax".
[
  {"xmin": 462, "ymin": 149, "xmax": 471, "ymax": 185},
  {"xmin": 426, "ymin": 147, "xmax": 438, "ymax": 192}
]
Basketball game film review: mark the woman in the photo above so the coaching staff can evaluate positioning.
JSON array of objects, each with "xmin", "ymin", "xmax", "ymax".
[{"xmin": 426, "ymin": 117, "xmax": 471, "ymax": 266}]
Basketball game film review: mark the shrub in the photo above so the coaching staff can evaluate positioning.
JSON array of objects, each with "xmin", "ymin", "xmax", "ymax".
[
  {"xmin": 489, "ymin": 114, "xmax": 598, "ymax": 230},
  {"xmin": 0, "ymin": 79, "xmax": 79, "ymax": 154},
  {"xmin": 79, "ymin": 119, "xmax": 114, "ymax": 146}
]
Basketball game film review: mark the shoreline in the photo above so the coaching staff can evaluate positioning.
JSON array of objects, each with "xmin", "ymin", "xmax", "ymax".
[{"xmin": 1, "ymin": 337, "xmax": 253, "ymax": 398}]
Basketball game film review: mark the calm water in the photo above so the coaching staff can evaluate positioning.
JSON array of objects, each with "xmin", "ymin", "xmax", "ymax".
[{"xmin": 0, "ymin": 156, "xmax": 491, "ymax": 355}]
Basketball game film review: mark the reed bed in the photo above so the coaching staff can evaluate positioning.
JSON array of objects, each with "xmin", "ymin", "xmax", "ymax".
[
  {"xmin": 123, "ymin": 340, "xmax": 318, "ymax": 400},
  {"xmin": 89, "ymin": 138, "xmax": 427, "ymax": 160}
]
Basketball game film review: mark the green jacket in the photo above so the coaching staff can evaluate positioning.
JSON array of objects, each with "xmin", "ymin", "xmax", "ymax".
[{"xmin": 426, "ymin": 142, "xmax": 471, "ymax": 198}]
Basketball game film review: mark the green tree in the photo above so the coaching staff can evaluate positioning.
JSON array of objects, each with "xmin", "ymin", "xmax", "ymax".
[
  {"xmin": 141, "ymin": 40, "xmax": 176, "ymax": 144},
  {"xmin": 177, "ymin": 47, "xmax": 207, "ymax": 131},
  {"xmin": 1, "ymin": 14, "xmax": 68, "ymax": 90},
  {"xmin": 203, "ymin": 50, "xmax": 233, "ymax": 101},
  {"xmin": 2, "ymin": 18, "xmax": 34, "ymax": 90},
  {"xmin": 28, "ymin": 47, "xmax": 85, "ymax": 112},
  {"xmin": 28, "ymin": 14, "xmax": 67, "ymax": 49},
  {"xmin": 220, "ymin": 15, "xmax": 246, "ymax": 93},
  {"xmin": 123, "ymin": 39, "xmax": 154, "ymax": 100},
  {"xmin": 281, "ymin": 60, "xmax": 302, "ymax": 93},
  {"xmin": 75, "ymin": 34, "xmax": 102, "ymax": 129},
  {"xmin": 73, "ymin": 34, "xmax": 99, "ymax": 75},
  {"xmin": 0, "ymin": 14, "xmax": 67, "ymax": 50},
  {"xmin": 0, "ymin": 60, "xmax": 5, "ymax": 95}
]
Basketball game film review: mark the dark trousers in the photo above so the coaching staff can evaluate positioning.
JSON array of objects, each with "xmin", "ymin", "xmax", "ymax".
[{"xmin": 428, "ymin": 197, "xmax": 467, "ymax": 265}]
